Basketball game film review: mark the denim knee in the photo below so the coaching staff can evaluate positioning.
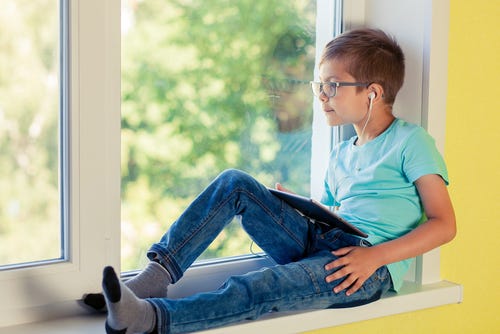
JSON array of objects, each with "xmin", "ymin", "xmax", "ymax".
[
  {"xmin": 217, "ymin": 168, "xmax": 252, "ymax": 183},
  {"xmin": 215, "ymin": 169, "xmax": 260, "ymax": 192}
]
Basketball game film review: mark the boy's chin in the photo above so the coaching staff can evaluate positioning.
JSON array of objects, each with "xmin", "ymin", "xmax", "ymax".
[
  {"xmin": 326, "ymin": 119, "xmax": 348, "ymax": 127},
  {"xmin": 324, "ymin": 113, "xmax": 348, "ymax": 127}
]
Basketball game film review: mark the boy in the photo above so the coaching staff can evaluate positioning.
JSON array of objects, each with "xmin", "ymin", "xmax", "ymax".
[{"xmin": 94, "ymin": 28, "xmax": 456, "ymax": 333}]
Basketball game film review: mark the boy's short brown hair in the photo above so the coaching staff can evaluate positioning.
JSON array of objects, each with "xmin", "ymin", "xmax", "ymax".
[{"xmin": 320, "ymin": 28, "xmax": 405, "ymax": 105}]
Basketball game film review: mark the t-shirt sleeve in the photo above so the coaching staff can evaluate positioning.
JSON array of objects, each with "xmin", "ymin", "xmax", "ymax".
[
  {"xmin": 320, "ymin": 148, "xmax": 341, "ymax": 207},
  {"xmin": 321, "ymin": 175, "xmax": 335, "ymax": 206},
  {"xmin": 402, "ymin": 128, "xmax": 449, "ymax": 185}
]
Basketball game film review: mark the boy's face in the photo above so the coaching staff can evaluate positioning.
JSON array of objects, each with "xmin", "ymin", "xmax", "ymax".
[{"xmin": 318, "ymin": 59, "xmax": 369, "ymax": 127}]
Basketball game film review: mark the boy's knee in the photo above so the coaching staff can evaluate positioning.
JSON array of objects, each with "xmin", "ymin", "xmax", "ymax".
[
  {"xmin": 218, "ymin": 168, "xmax": 251, "ymax": 184},
  {"xmin": 216, "ymin": 169, "xmax": 260, "ymax": 192}
]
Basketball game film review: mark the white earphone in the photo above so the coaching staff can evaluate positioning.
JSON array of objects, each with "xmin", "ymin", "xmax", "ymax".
[
  {"xmin": 368, "ymin": 92, "xmax": 376, "ymax": 112},
  {"xmin": 359, "ymin": 91, "xmax": 376, "ymax": 146}
]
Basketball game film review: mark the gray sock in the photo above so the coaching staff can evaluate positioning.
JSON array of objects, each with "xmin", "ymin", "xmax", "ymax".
[
  {"xmin": 125, "ymin": 261, "xmax": 171, "ymax": 298},
  {"xmin": 82, "ymin": 261, "xmax": 171, "ymax": 313},
  {"xmin": 102, "ymin": 266, "xmax": 156, "ymax": 334}
]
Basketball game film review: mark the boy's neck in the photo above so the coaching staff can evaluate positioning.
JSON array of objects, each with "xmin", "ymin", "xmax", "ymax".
[{"xmin": 354, "ymin": 111, "xmax": 395, "ymax": 146}]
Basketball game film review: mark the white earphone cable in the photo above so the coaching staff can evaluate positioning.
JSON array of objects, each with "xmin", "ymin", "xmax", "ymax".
[{"xmin": 359, "ymin": 95, "xmax": 374, "ymax": 145}]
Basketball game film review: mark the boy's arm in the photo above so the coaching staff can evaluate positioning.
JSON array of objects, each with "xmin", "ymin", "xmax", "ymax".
[{"xmin": 325, "ymin": 174, "xmax": 456, "ymax": 295}]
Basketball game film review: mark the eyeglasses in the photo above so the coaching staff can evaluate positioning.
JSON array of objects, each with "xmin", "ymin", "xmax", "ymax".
[{"xmin": 310, "ymin": 81, "xmax": 369, "ymax": 98}]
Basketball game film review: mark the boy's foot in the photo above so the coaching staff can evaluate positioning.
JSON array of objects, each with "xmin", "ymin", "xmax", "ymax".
[
  {"xmin": 80, "ymin": 293, "xmax": 107, "ymax": 312},
  {"xmin": 102, "ymin": 266, "xmax": 156, "ymax": 334},
  {"xmin": 82, "ymin": 261, "xmax": 171, "ymax": 312}
]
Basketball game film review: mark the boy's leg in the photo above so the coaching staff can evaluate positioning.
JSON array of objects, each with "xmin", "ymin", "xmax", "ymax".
[
  {"xmin": 148, "ymin": 169, "xmax": 313, "ymax": 283},
  {"xmin": 82, "ymin": 261, "xmax": 170, "ymax": 312},
  {"xmin": 84, "ymin": 169, "xmax": 310, "ymax": 311},
  {"xmin": 148, "ymin": 248, "xmax": 392, "ymax": 334},
  {"xmin": 124, "ymin": 261, "xmax": 171, "ymax": 298}
]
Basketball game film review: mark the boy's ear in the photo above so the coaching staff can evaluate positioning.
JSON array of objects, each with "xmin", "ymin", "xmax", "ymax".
[{"xmin": 367, "ymin": 83, "xmax": 384, "ymax": 102}]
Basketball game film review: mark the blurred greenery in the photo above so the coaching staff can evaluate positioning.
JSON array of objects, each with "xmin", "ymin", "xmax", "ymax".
[
  {"xmin": 0, "ymin": 0, "xmax": 316, "ymax": 271},
  {"xmin": 0, "ymin": 0, "xmax": 61, "ymax": 266},
  {"xmin": 121, "ymin": 0, "xmax": 316, "ymax": 271}
]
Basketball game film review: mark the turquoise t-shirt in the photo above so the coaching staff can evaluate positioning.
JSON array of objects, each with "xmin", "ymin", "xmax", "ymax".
[{"xmin": 321, "ymin": 118, "xmax": 448, "ymax": 292}]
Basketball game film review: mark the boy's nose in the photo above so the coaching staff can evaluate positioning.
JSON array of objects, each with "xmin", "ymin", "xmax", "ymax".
[{"xmin": 318, "ymin": 91, "xmax": 329, "ymax": 103}]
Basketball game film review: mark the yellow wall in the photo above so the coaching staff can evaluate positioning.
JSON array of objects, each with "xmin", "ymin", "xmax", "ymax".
[{"xmin": 310, "ymin": 1, "xmax": 500, "ymax": 333}]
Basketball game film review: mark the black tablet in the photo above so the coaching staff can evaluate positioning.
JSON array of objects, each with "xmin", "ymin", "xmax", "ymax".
[{"xmin": 268, "ymin": 188, "xmax": 368, "ymax": 238}]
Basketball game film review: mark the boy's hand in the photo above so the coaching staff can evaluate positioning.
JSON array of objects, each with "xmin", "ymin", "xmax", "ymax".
[
  {"xmin": 324, "ymin": 246, "xmax": 381, "ymax": 296},
  {"xmin": 275, "ymin": 182, "xmax": 294, "ymax": 194}
]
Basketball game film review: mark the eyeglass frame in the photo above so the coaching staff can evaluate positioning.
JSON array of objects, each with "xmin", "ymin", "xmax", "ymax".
[{"xmin": 310, "ymin": 81, "xmax": 370, "ymax": 98}]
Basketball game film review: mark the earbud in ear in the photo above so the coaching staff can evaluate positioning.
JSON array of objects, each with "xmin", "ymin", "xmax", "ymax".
[{"xmin": 368, "ymin": 92, "xmax": 376, "ymax": 100}]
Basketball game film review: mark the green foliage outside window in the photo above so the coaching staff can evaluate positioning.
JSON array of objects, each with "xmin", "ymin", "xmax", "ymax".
[
  {"xmin": 0, "ymin": 0, "xmax": 316, "ymax": 271},
  {"xmin": 121, "ymin": 0, "xmax": 316, "ymax": 271},
  {"xmin": 0, "ymin": 0, "xmax": 60, "ymax": 267}
]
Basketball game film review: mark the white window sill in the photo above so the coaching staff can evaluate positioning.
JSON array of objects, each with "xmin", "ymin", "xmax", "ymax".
[
  {"xmin": 0, "ymin": 280, "xmax": 462, "ymax": 334},
  {"xmin": 201, "ymin": 280, "xmax": 462, "ymax": 333}
]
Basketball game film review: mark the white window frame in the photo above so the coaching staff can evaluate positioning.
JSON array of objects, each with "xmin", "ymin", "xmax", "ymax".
[
  {"xmin": 0, "ymin": 0, "xmax": 461, "ymax": 330},
  {"xmin": 0, "ymin": 0, "xmax": 121, "ymax": 327}
]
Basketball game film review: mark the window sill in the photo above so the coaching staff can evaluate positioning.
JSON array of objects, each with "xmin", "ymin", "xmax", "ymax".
[
  {"xmin": 0, "ymin": 280, "xmax": 462, "ymax": 334},
  {"xmin": 199, "ymin": 280, "xmax": 462, "ymax": 333}
]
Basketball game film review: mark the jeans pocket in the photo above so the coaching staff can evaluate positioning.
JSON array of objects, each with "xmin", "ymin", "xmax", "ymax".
[
  {"xmin": 313, "ymin": 228, "xmax": 371, "ymax": 255},
  {"xmin": 364, "ymin": 266, "xmax": 391, "ymax": 292},
  {"xmin": 314, "ymin": 228, "xmax": 344, "ymax": 251}
]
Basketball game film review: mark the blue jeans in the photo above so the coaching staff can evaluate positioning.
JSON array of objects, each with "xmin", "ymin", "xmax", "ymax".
[{"xmin": 147, "ymin": 169, "xmax": 392, "ymax": 333}]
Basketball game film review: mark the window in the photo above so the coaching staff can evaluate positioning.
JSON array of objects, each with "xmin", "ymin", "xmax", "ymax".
[
  {"xmin": 0, "ymin": 0, "xmax": 66, "ymax": 269},
  {"xmin": 0, "ymin": 0, "xmax": 121, "ymax": 327},
  {"xmin": 0, "ymin": 0, "xmax": 460, "ymax": 329},
  {"xmin": 120, "ymin": 0, "xmax": 318, "ymax": 272}
]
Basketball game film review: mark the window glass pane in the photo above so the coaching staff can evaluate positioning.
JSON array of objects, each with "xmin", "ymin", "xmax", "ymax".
[
  {"xmin": 0, "ymin": 0, "xmax": 63, "ymax": 268},
  {"xmin": 121, "ymin": 0, "xmax": 316, "ymax": 271}
]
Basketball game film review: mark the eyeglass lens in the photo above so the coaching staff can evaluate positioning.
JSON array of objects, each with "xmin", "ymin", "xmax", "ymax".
[{"xmin": 311, "ymin": 82, "xmax": 335, "ymax": 98}]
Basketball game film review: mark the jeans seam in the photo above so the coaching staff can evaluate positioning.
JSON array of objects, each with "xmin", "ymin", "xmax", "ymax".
[
  {"xmin": 166, "ymin": 188, "xmax": 238, "ymax": 258},
  {"xmin": 165, "ymin": 186, "xmax": 307, "ymax": 266},
  {"xmin": 298, "ymin": 262, "xmax": 321, "ymax": 294},
  {"xmin": 241, "ymin": 188, "xmax": 308, "ymax": 250},
  {"xmin": 149, "ymin": 190, "xmax": 240, "ymax": 281}
]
